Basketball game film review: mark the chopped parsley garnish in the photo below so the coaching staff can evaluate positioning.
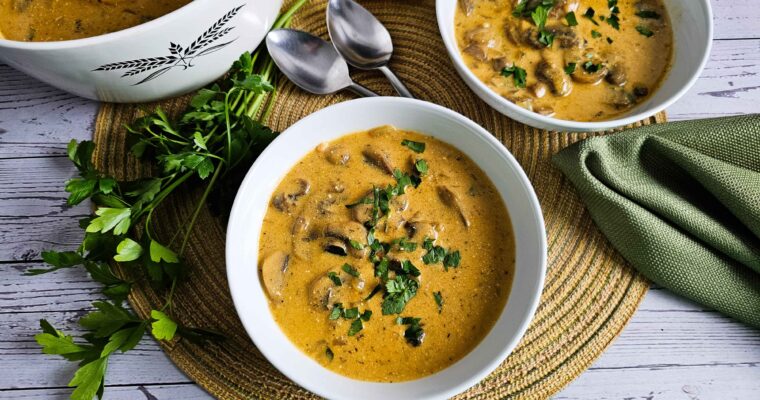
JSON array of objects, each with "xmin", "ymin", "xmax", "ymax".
[
  {"xmin": 381, "ymin": 275, "xmax": 419, "ymax": 315},
  {"xmin": 327, "ymin": 271, "xmax": 342, "ymax": 286},
  {"xmin": 401, "ymin": 139, "xmax": 426, "ymax": 153},
  {"xmin": 565, "ymin": 11, "xmax": 578, "ymax": 26},
  {"xmin": 636, "ymin": 25, "xmax": 654, "ymax": 37},
  {"xmin": 329, "ymin": 303, "xmax": 343, "ymax": 320},
  {"xmin": 607, "ymin": 37, "xmax": 614, "ymax": 44},
  {"xmin": 564, "ymin": 62, "xmax": 577, "ymax": 75},
  {"xmin": 606, "ymin": 13, "xmax": 620, "ymax": 30},
  {"xmin": 348, "ymin": 318, "xmax": 363, "ymax": 336},
  {"xmin": 361, "ymin": 310, "xmax": 373, "ymax": 321},
  {"xmin": 501, "ymin": 65, "xmax": 527, "ymax": 88},
  {"xmin": 606, "ymin": 0, "xmax": 620, "ymax": 30},
  {"xmin": 348, "ymin": 240, "xmax": 364, "ymax": 250},
  {"xmin": 530, "ymin": 5, "xmax": 554, "ymax": 48},
  {"xmin": 399, "ymin": 260, "xmax": 421, "ymax": 277},
  {"xmin": 394, "ymin": 237, "xmax": 418, "ymax": 252},
  {"xmin": 433, "ymin": 291, "xmax": 443, "ymax": 313},
  {"xmin": 583, "ymin": 61, "xmax": 602, "ymax": 73},
  {"xmin": 415, "ymin": 159, "xmax": 428, "ymax": 175},
  {"xmin": 636, "ymin": 10, "xmax": 661, "ymax": 19},
  {"xmin": 341, "ymin": 263, "xmax": 360, "ymax": 277},
  {"xmin": 374, "ymin": 258, "xmax": 389, "ymax": 281},
  {"xmin": 443, "ymin": 250, "xmax": 461, "ymax": 270},
  {"xmin": 343, "ymin": 307, "xmax": 359, "ymax": 319},
  {"xmin": 583, "ymin": 8, "xmax": 599, "ymax": 25},
  {"xmin": 398, "ymin": 317, "xmax": 425, "ymax": 347},
  {"xmin": 512, "ymin": 0, "xmax": 554, "ymax": 18},
  {"xmin": 326, "ymin": 346, "xmax": 334, "ymax": 361},
  {"xmin": 591, "ymin": 30, "xmax": 602, "ymax": 38},
  {"xmin": 421, "ymin": 238, "xmax": 460, "ymax": 270}
]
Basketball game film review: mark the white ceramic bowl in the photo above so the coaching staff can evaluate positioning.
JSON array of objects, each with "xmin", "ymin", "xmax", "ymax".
[
  {"xmin": 436, "ymin": 0, "xmax": 713, "ymax": 132},
  {"xmin": 0, "ymin": 0, "xmax": 282, "ymax": 103},
  {"xmin": 226, "ymin": 97, "xmax": 547, "ymax": 400}
]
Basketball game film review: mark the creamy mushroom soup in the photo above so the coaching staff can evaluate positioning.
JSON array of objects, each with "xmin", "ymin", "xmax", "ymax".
[
  {"xmin": 258, "ymin": 125, "xmax": 515, "ymax": 381},
  {"xmin": 0, "ymin": 0, "xmax": 191, "ymax": 42},
  {"xmin": 456, "ymin": 0, "xmax": 673, "ymax": 121}
]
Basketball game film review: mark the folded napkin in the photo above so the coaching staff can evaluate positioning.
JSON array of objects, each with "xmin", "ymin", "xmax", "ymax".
[{"xmin": 552, "ymin": 115, "xmax": 760, "ymax": 328}]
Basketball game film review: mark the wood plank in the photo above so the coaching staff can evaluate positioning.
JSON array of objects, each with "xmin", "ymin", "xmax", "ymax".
[
  {"xmin": 0, "ymin": 156, "xmax": 88, "ymax": 261},
  {"xmin": 667, "ymin": 39, "xmax": 760, "ymax": 121},
  {"xmin": 712, "ymin": 0, "xmax": 760, "ymax": 40},
  {"xmin": 555, "ymin": 363, "xmax": 760, "ymax": 399},
  {"xmin": 0, "ymin": 66, "xmax": 96, "ymax": 157},
  {"xmin": 0, "ymin": 384, "xmax": 208, "ymax": 400}
]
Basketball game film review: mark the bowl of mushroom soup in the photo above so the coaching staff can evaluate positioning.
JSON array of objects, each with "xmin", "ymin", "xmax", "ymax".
[
  {"xmin": 437, "ymin": 0, "xmax": 712, "ymax": 131},
  {"xmin": 226, "ymin": 97, "xmax": 547, "ymax": 399},
  {"xmin": 0, "ymin": 0, "xmax": 282, "ymax": 102}
]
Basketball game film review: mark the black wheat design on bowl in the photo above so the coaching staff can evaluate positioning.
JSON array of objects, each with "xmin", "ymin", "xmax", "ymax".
[{"xmin": 93, "ymin": 4, "xmax": 244, "ymax": 85}]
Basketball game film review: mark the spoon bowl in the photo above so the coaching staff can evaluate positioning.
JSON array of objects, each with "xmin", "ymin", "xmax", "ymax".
[
  {"xmin": 266, "ymin": 29, "xmax": 377, "ymax": 97},
  {"xmin": 327, "ymin": 0, "xmax": 414, "ymax": 98}
]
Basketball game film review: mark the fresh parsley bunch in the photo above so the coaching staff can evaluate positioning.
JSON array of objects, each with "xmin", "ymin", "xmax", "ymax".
[{"xmin": 27, "ymin": 2, "xmax": 307, "ymax": 399}]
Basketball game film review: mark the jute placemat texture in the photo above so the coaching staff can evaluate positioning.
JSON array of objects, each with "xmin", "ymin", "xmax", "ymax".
[{"xmin": 92, "ymin": 1, "xmax": 665, "ymax": 398}]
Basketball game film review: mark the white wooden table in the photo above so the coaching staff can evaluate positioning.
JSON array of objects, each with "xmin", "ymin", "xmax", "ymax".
[{"xmin": 1, "ymin": 1, "xmax": 759, "ymax": 398}]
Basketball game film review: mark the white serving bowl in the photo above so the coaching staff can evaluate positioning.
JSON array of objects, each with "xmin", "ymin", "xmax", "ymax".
[
  {"xmin": 436, "ymin": 0, "xmax": 713, "ymax": 132},
  {"xmin": 0, "ymin": 0, "xmax": 282, "ymax": 103},
  {"xmin": 226, "ymin": 97, "xmax": 547, "ymax": 400}
]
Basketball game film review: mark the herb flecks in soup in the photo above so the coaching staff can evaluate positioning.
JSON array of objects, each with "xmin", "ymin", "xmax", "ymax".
[
  {"xmin": 0, "ymin": 0, "xmax": 191, "ymax": 42},
  {"xmin": 259, "ymin": 126, "xmax": 515, "ymax": 382},
  {"xmin": 456, "ymin": 0, "xmax": 673, "ymax": 121}
]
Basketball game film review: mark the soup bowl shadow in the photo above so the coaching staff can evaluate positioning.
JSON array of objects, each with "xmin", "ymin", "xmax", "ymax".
[
  {"xmin": 226, "ymin": 97, "xmax": 547, "ymax": 400},
  {"xmin": 436, "ymin": 0, "xmax": 713, "ymax": 132},
  {"xmin": 0, "ymin": 0, "xmax": 282, "ymax": 103}
]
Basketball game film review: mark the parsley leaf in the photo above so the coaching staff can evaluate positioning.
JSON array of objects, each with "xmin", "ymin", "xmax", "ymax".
[
  {"xmin": 361, "ymin": 310, "xmax": 373, "ymax": 321},
  {"xmin": 348, "ymin": 318, "xmax": 363, "ymax": 336},
  {"xmin": 583, "ymin": 7, "xmax": 599, "ymax": 25},
  {"xmin": 113, "ymin": 238, "xmax": 143, "ymax": 262},
  {"xmin": 565, "ymin": 11, "xmax": 578, "ymax": 26},
  {"xmin": 434, "ymin": 291, "xmax": 444, "ymax": 313},
  {"xmin": 501, "ymin": 65, "xmax": 527, "ymax": 88},
  {"xmin": 329, "ymin": 303, "xmax": 343, "ymax": 320},
  {"xmin": 401, "ymin": 139, "xmax": 426, "ymax": 153},
  {"xmin": 443, "ymin": 250, "xmax": 461, "ymax": 270},
  {"xmin": 341, "ymin": 263, "xmax": 360, "ymax": 277},
  {"xmin": 86, "ymin": 207, "xmax": 131, "ymax": 236},
  {"xmin": 150, "ymin": 310, "xmax": 177, "ymax": 341},
  {"xmin": 636, "ymin": 25, "xmax": 655, "ymax": 37},
  {"xmin": 343, "ymin": 307, "xmax": 360, "ymax": 319},
  {"xmin": 415, "ymin": 159, "xmax": 428, "ymax": 175},
  {"xmin": 636, "ymin": 10, "xmax": 661, "ymax": 19},
  {"xmin": 398, "ymin": 317, "xmax": 425, "ymax": 346},
  {"xmin": 591, "ymin": 30, "xmax": 602, "ymax": 38},
  {"xmin": 327, "ymin": 271, "xmax": 342, "ymax": 286},
  {"xmin": 564, "ymin": 62, "xmax": 577, "ymax": 75},
  {"xmin": 381, "ymin": 275, "xmax": 419, "ymax": 315}
]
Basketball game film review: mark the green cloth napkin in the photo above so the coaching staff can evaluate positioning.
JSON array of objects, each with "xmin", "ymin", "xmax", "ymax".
[{"xmin": 552, "ymin": 115, "xmax": 760, "ymax": 328}]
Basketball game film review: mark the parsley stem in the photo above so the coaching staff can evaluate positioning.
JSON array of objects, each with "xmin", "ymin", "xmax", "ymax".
[{"xmin": 180, "ymin": 160, "xmax": 223, "ymax": 255}]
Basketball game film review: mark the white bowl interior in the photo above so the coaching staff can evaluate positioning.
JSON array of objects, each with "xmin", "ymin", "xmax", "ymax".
[
  {"xmin": 226, "ymin": 98, "xmax": 546, "ymax": 400},
  {"xmin": 436, "ymin": 0, "xmax": 713, "ymax": 131}
]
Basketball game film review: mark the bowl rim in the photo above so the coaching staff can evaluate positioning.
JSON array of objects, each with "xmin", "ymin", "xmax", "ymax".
[
  {"xmin": 434, "ymin": 0, "xmax": 714, "ymax": 131},
  {"xmin": 225, "ymin": 97, "xmax": 547, "ymax": 400},
  {"xmin": 0, "ymin": 0, "xmax": 246, "ymax": 49}
]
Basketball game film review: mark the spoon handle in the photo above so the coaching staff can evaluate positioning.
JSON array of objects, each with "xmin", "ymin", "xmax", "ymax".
[
  {"xmin": 378, "ymin": 65, "xmax": 414, "ymax": 98},
  {"xmin": 347, "ymin": 82, "xmax": 380, "ymax": 97}
]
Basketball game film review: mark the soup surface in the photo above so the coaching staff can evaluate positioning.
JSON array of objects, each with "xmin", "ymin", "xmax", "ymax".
[
  {"xmin": 456, "ymin": 0, "xmax": 673, "ymax": 121},
  {"xmin": 259, "ymin": 126, "xmax": 515, "ymax": 382},
  {"xmin": 0, "ymin": 0, "xmax": 191, "ymax": 42}
]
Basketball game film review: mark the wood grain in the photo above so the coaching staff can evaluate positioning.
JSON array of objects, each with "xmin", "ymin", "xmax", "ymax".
[{"xmin": 1, "ymin": 1, "xmax": 759, "ymax": 397}]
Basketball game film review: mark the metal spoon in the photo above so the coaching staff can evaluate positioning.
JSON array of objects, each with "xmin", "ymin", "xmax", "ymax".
[
  {"xmin": 265, "ymin": 29, "xmax": 378, "ymax": 98},
  {"xmin": 327, "ymin": 0, "xmax": 414, "ymax": 98}
]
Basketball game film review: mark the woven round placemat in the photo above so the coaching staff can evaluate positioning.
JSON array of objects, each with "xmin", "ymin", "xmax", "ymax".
[{"xmin": 92, "ymin": 1, "xmax": 664, "ymax": 398}]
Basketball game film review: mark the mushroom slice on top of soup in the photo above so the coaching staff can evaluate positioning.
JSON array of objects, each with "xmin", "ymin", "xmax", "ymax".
[
  {"xmin": 455, "ymin": 0, "xmax": 673, "ymax": 122},
  {"xmin": 258, "ymin": 126, "xmax": 515, "ymax": 382}
]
